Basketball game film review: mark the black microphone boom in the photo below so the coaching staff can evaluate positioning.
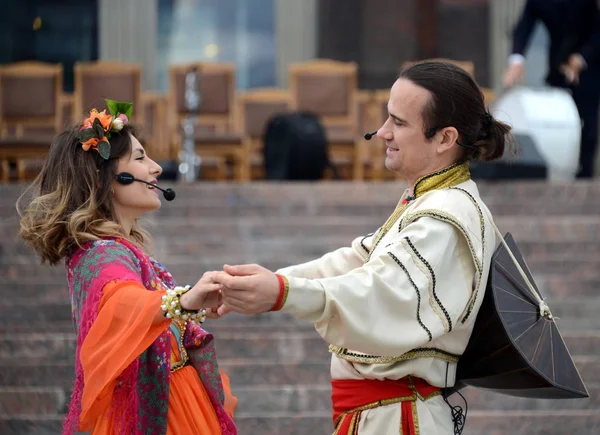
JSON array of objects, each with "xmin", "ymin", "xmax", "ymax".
[
  {"xmin": 115, "ymin": 172, "xmax": 176, "ymax": 201},
  {"xmin": 364, "ymin": 130, "xmax": 378, "ymax": 140}
]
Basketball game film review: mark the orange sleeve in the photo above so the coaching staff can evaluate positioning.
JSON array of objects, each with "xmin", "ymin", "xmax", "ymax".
[
  {"xmin": 79, "ymin": 280, "xmax": 170, "ymax": 427},
  {"xmin": 220, "ymin": 370, "xmax": 238, "ymax": 418}
]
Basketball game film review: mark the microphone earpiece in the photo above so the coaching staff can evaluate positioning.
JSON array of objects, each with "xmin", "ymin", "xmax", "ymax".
[
  {"xmin": 115, "ymin": 172, "xmax": 176, "ymax": 201},
  {"xmin": 364, "ymin": 130, "xmax": 378, "ymax": 140},
  {"xmin": 116, "ymin": 173, "xmax": 135, "ymax": 185}
]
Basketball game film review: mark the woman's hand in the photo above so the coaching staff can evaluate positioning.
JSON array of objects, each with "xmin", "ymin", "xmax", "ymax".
[{"xmin": 179, "ymin": 271, "xmax": 223, "ymax": 311}]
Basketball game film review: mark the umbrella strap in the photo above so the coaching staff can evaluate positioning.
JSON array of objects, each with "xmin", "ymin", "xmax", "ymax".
[{"xmin": 488, "ymin": 220, "xmax": 552, "ymax": 319}]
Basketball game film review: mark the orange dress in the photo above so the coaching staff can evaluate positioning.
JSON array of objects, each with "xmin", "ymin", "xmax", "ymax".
[{"xmin": 78, "ymin": 280, "xmax": 237, "ymax": 434}]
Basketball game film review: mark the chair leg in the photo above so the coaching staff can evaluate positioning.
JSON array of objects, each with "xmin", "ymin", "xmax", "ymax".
[
  {"xmin": 16, "ymin": 159, "xmax": 26, "ymax": 182},
  {"xmin": 1, "ymin": 160, "xmax": 9, "ymax": 182},
  {"xmin": 234, "ymin": 152, "xmax": 251, "ymax": 183},
  {"xmin": 352, "ymin": 145, "xmax": 365, "ymax": 181}
]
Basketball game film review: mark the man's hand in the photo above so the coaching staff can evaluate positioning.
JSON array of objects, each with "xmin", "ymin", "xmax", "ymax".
[
  {"xmin": 213, "ymin": 264, "xmax": 280, "ymax": 315},
  {"xmin": 561, "ymin": 53, "xmax": 586, "ymax": 85},
  {"xmin": 503, "ymin": 62, "xmax": 525, "ymax": 88},
  {"xmin": 179, "ymin": 271, "xmax": 223, "ymax": 311}
]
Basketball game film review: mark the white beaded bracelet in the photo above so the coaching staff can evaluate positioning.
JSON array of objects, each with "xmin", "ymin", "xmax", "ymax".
[{"xmin": 160, "ymin": 285, "xmax": 207, "ymax": 324}]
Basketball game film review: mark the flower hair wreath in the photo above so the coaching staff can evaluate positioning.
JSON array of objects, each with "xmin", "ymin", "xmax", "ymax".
[{"xmin": 75, "ymin": 98, "xmax": 133, "ymax": 160}]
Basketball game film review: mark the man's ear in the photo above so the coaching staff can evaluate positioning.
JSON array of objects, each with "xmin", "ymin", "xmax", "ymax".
[{"xmin": 436, "ymin": 126, "xmax": 459, "ymax": 154}]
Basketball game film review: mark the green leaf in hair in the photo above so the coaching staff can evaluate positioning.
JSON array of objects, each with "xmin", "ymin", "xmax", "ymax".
[
  {"xmin": 92, "ymin": 118, "xmax": 105, "ymax": 138},
  {"xmin": 76, "ymin": 127, "xmax": 94, "ymax": 141},
  {"xmin": 104, "ymin": 98, "xmax": 133, "ymax": 120},
  {"xmin": 105, "ymin": 99, "xmax": 119, "ymax": 118},
  {"xmin": 97, "ymin": 140, "xmax": 111, "ymax": 160}
]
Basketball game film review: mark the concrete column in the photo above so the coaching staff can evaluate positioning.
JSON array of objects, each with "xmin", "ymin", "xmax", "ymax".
[
  {"xmin": 275, "ymin": 0, "xmax": 317, "ymax": 87},
  {"xmin": 489, "ymin": 0, "xmax": 527, "ymax": 91},
  {"xmin": 99, "ymin": 0, "xmax": 158, "ymax": 90}
]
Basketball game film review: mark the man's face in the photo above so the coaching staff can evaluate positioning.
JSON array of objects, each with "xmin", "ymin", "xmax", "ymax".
[{"xmin": 376, "ymin": 78, "xmax": 439, "ymax": 183}]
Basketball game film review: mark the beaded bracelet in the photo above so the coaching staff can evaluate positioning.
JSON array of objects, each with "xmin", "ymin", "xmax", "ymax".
[{"xmin": 160, "ymin": 285, "xmax": 207, "ymax": 324}]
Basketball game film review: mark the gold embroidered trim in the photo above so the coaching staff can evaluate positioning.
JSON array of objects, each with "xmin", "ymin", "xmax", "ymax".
[
  {"xmin": 399, "ymin": 209, "xmax": 484, "ymax": 324},
  {"xmin": 275, "ymin": 275, "xmax": 290, "ymax": 311},
  {"xmin": 335, "ymin": 396, "xmax": 414, "ymax": 427},
  {"xmin": 349, "ymin": 411, "xmax": 360, "ymax": 435},
  {"xmin": 329, "ymin": 345, "xmax": 460, "ymax": 364},
  {"xmin": 388, "ymin": 252, "xmax": 433, "ymax": 341},
  {"xmin": 401, "ymin": 237, "xmax": 451, "ymax": 333},
  {"xmin": 333, "ymin": 389, "xmax": 440, "ymax": 432},
  {"xmin": 413, "ymin": 161, "xmax": 471, "ymax": 199},
  {"xmin": 359, "ymin": 233, "xmax": 375, "ymax": 255},
  {"xmin": 448, "ymin": 187, "xmax": 487, "ymax": 322},
  {"xmin": 411, "ymin": 400, "xmax": 420, "ymax": 435},
  {"xmin": 170, "ymin": 320, "xmax": 189, "ymax": 373},
  {"xmin": 366, "ymin": 161, "xmax": 471, "ymax": 263},
  {"xmin": 367, "ymin": 202, "xmax": 410, "ymax": 262},
  {"xmin": 399, "ymin": 209, "xmax": 482, "ymax": 274}
]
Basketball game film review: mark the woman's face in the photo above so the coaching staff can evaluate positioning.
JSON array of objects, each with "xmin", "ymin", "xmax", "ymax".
[{"xmin": 111, "ymin": 134, "xmax": 163, "ymax": 222}]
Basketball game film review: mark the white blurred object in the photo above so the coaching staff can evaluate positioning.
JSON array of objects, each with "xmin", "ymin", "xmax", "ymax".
[{"xmin": 492, "ymin": 86, "xmax": 582, "ymax": 181}]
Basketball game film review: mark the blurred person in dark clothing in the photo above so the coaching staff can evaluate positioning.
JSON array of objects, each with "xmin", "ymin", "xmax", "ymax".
[{"xmin": 503, "ymin": 0, "xmax": 600, "ymax": 178}]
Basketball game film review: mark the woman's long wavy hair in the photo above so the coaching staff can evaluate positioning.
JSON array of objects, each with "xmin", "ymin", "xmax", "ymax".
[{"xmin": 17, "ymin": 123, "xmax": 150, "ymax": 265}]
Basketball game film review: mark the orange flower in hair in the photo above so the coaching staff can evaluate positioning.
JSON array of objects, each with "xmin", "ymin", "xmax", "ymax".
[
  {"xmin": 82, "ymin": 109, "xmax": 113, "ymax": 131},
  {"xmin": 76, "ymin": 99, "xmax": 133, "ymax": 159}
]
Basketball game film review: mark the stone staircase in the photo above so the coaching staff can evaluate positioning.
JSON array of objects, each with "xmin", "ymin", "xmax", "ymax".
[{"xmin": 0, "ymin": 181, "xmax": 599, "ymax": 434}]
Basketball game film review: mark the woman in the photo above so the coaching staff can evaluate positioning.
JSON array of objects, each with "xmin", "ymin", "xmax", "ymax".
[{"xmin": 18, "ymin": 100, "xmax": 237, "ymax": 434}]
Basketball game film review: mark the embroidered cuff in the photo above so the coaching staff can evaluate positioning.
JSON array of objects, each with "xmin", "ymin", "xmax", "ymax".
[{"xmin": 270, "ymin": 274, "xmax": 290, "ymax": 311}]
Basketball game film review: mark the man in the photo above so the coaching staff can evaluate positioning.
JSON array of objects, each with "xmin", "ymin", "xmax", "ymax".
[
  {"xmin": 214, "ymin": 62, "xmax": 506, "ymax": 434},
  {"xmin": 503, "ymin": 0, "xmax": 600, "ymax": 178}
]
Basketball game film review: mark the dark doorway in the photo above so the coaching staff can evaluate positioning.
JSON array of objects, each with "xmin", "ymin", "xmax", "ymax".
[{"xmin": 0, "ymin": 0, "xmax": 99, "ymax": 92}]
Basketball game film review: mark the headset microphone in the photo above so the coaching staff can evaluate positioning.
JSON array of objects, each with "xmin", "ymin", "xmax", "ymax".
[
  {"xmin": 115, "ymin": 172, "xmax": 176, "ymax": 201},
  {"xmin": 364, "ymin": 130, "xmax": 378, "ymax": 140}
]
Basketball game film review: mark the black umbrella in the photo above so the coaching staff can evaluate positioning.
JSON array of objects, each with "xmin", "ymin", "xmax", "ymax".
[{"xmin": 450, "ymin": 232, "xmax": 589, "ymax": 399}]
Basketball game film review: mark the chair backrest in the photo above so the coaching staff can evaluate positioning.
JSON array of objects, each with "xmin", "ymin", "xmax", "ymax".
[
  {"xmin": 288, "ymin": 59, "xmax": 358, "ymax": 135},
  {"xmin": 73, "ymin": 61, "xmax": 142, "ymax": 123},
  {"xmin": 168, "ymin": 62, "xmax": 236, "ymax": 134},
  {"xmin": 401, "ymin": 58, "xmax": 475, "ymax": 78},
  {"xmin": 0, "ymin": 61, "xmax": 63, "ymax": 136},
  {"xmin": 236, "ymin": 88, "xmax": 290, "ymax": 146}
]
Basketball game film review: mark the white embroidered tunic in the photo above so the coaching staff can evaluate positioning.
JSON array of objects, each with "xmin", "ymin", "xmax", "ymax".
[{"xmin": 277, "ymin": 162, "xmax": 497, "ymax": 434}]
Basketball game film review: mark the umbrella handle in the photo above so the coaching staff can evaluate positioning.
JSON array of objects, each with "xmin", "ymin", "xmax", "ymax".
[{"xmin": 486, "ymin": 215, "xmax": 553, "ymax": 319}]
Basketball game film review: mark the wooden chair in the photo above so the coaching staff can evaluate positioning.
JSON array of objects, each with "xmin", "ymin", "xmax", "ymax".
[
  {"xmin": 236, "ymin": 88, "xmax": 291, "ymax": 179},
  {"xmin": 0, "ymin": 61, "xmax": 65, "ymax": 180},
  {"xmin": 73, "ymin": 61, "xmax": 143, "ymax": 121},
  {"xmin": 141, "ymin": 92, "xmax": 171, "ymax": 161},
  {"xmin": 168, "ymin": 62, "xmax": 248, "ymax": 181},
  {"xmin": 401, "ymin": 58, "xmax": 475, "ymax": 78},
  {"xmin": 288, "ymin": 59, "xmax": 365, "ymax": 181},
  {"xmin": 369, "ymin": 89, "xmax": 396, "ymax": 181}
]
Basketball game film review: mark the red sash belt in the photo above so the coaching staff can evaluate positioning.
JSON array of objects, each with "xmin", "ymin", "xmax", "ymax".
[{"xmin": 331, "ymin": 377, "xmax": 440, "ymax": 435}]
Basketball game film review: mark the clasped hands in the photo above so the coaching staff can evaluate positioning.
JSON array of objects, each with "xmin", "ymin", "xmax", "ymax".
[{"xmin": 179, "ymin": 264, "xmax": 281, "ymax": 318}]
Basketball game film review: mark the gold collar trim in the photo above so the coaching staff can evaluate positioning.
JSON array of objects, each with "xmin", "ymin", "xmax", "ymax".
[{"xmin": 412, "ymin": 161, "xmax": 471, "ymax": 199}]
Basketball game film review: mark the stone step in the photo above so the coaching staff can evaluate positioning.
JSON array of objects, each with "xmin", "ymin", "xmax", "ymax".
[
  {"xmin": 233, "ymin": 410, "xmax": 600, "ymax": 435},
  {"xmin": 12, "ymin": 236, "xmax": 600, "ymax": 260},
  {"xmin": 1, "ymin": 410, "xmax": 598, "ymax": 435},
  {"xmin": 7, "ymin": 231, "xmax": 600, "ymax": 264},
  {"xmin": 1, "ymin": 356, "xmax": 597, "ymax": 391},
  {"xmin": 2, "ymin": 330, "xmax": 598, "ymax": 363},
  {"xmin": 3, "ymin": 214, "xmax": 600, "ymax": 240},
  {"xmin": 2, "ymin": 254, "xmax": 600, "ymax": 287},
  {"xmin": 0, "ymin": 387, "xmax": 67, "ymax": 416},
  {"xmin": 5, "ymin": 180, "xmax": 600, "ymax": 215},
  {"xmin": 3, "ymin": 298, "xmax": 600, "ymax": 329},
  {"xmin": 4, "ymin": 275, "xmax": 599, "ymax": 307},
  {"xmin": 1, "ymin": 382, "xmax": 596, "ymax": 421},
  {"xmin": 232, "ymin": 384, "xmax": 600, "ymax": 414}
]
